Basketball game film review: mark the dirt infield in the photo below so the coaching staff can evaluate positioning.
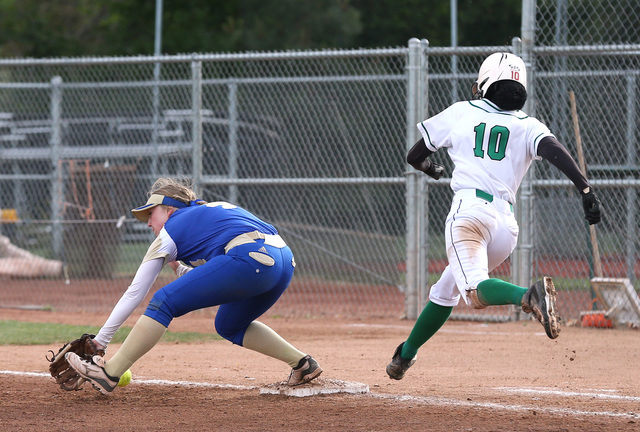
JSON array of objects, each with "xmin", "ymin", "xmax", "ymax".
[
  {"xmin": 0, "ymin": 277, "xmax": 406, "ymax": 318},
  {"xmin": 2, "ymin": 308, "xmax": 639, "ymax": 432}
]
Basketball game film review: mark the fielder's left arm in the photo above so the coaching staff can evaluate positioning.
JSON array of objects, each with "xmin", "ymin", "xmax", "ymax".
[{"xmin": 169, "ymin": 261, "xmax": 193, "ymax": 277}]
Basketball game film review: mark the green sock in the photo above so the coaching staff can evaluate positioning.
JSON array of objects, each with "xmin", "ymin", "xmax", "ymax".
[
  {"xmin": 401, "ymin": 302, "xmax": 453, "ymax": 359},
  {"xmin": 476, "ymin": 278, "xmax": 527, "ymax": 306}
]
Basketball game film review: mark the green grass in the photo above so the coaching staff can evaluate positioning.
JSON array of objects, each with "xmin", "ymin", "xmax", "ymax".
[{"xmin": 0, "ymin": 320, "xmax": 222, "ymax": 346}]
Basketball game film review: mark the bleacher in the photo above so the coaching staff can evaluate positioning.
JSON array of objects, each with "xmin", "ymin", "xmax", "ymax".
[{"xmin": 0, "ymin": 109, "xmax": 212, "ymax": 161}]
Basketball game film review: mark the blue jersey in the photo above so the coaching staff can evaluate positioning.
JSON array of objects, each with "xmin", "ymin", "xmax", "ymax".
[
  {"xmin": 96, "ymin": 200, "xmax": 291, "ymax": 347},
  {"xmin": 164, "ymin": 202, "xmax": 277, "ymax": 264}
]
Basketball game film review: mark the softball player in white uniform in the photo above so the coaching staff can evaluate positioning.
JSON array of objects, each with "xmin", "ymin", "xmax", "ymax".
[{"xmin": 387, "ymin": 53, "xmax": 602, "ymax": 380}]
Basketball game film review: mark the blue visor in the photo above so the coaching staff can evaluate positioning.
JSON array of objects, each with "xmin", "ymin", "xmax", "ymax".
[{"xmin": 131, "ymin": 194, "xmax": 188, "ymax": 222}]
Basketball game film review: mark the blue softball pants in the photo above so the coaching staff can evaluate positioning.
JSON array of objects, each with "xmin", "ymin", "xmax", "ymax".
[{"xmin": 143, "ymin": 239, "xmax": 295, "ymax": 346}]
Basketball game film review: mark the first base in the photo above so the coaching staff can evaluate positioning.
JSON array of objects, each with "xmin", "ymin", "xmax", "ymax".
[{"xmin": 259, "ymin": 378, "xmax": 369, "ymax": 397}]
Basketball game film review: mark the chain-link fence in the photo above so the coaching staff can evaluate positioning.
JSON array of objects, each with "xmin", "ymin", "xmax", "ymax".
[
  {"xmin": 413, "ymin": 0, "xmax": 640, "ymax": 326},
  {"xmin": 418, "ymin": 42, "xmax": 640, "ymax": 326},
  {"xmin": 0, "ymin": 49, "xmax": 409, "ymax": 318},
  {"xmin": 1, "ymin": 1, "xmax": 639, "ymax": 327},
  {"xmin": 536, "ymin": 0, "xmax": 640, "ymax": 46}
]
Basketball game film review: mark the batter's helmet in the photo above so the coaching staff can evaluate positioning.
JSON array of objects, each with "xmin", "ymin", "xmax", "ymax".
[{"xmin": 472, "ymin": 52, "xmax": 527, "ymax": 100}]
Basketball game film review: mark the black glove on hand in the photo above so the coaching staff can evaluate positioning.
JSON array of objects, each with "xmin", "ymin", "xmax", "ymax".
[
  {"xmin": 413, "ymin": 159, "xmax": 445, "ymax": 180},
  {"xmin": 581, "ymin": 189, "xmax": 602, "ymax": 225}
]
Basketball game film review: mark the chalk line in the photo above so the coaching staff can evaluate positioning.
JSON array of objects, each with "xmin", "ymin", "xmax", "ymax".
[{"xmin": 3, "ymin": 370, "xmax": 638, "ymax": 420}]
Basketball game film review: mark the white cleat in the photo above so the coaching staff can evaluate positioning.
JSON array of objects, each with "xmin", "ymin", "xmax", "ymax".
[
  {"xmin": 287, "ymin": 355, "xmax": 323, "ymax": 386},
  {"xmin": 65, "ymin": 352, "xmax": 119, "ymax": 395}
]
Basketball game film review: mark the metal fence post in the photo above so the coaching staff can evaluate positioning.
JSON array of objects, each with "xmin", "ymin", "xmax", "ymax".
[
  {"xmin": 191, "ymin": 59, "xmax": 203, "ymax": 195},
  {"xmin": 404, "ymin": 38, "xmax": 429, "ymax": 319},
  {"xmin": 150, "ymin": 61, "xmax": 161, "ymax": 180},
  {"xmin": 418, "ymin": 39, "xmax": 430, "ymax": 314},
  {"xmin": 50, "ymin": 76, "xmax": 63, "ymax": 258},
  {"xmin": 513, "ymin": 1, "xmax": 536, "ymax": 309},
  {"xmin": 228, "ymin": 82, "xmax": 239, "ymax": 204},
  {"xmin": 625, "ymin": 74, "xmax": 637, "ymax": 283}
]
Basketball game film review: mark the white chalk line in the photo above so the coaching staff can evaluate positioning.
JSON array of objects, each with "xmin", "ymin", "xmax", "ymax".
[
  {"xmin": 1, "ymin": 370, "xmax": 257, "ymax": 391},
  {"xmin": 345, "ymin": 323, "xmax": 547, "ymax": 336},
  {"xmin": 366, "ymin": 392, "xmax": 640, "ymax": 420},
  {"xmin": 495, "ymin": 386, "xmax": 640, "ymax": 402},
  {"xmin": 4, "ymin": 370, "xmax": 638, "ymax": 420}
]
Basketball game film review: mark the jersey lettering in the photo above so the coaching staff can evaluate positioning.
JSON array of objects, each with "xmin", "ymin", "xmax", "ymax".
[
  {"xmin": 473, "ymin": 123, "xmax": 509, "ymax": 161},
  {"xmin": 473, "ymin": 123, "xmax": 486, "ymax": 157},
  {"xmin": 206, "ymin": 201, "xmax": 237, "ymax": 209}
]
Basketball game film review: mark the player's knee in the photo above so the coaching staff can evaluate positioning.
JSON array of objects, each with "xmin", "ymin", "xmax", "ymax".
[
  {"xmin": 214, "ymin": 317, "xmax": 246, "ymax": 345},
  {"xmin": 143, "ymin": 290, "xmax": 176, "ymax": 327},
  {"xmin": 215, "ymin": 328, "xmax": 244, "ymax": 345}
]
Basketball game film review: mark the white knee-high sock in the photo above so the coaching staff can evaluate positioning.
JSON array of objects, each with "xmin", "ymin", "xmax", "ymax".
[
  {"xmin": 242, "ymin": 321, "xmax": 305, "ymax": 368},
  {"xmin": 104, "ymin": 315, "xmax": 167, "ymax": 377}
]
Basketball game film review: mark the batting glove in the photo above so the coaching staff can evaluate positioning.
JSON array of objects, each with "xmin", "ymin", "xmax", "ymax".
[
  {"xmin": 412, "ymin": 159, "xmax": 445, "ymax": 180},
  {"xmin": 581, "ymin": 188, "xmax": 602, "ymax": 225}
]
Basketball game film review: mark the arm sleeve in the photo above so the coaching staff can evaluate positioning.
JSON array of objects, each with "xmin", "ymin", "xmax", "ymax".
[
  {"xmin": 94, "ymin": 257, "xmax": 164, "ymax": 346},
  {"xmin": 407, "ymin": 138, "xmax": 435, "ymax": 169},
  {"xmin": 537, "ymin": 136, "xmax": 590, "ymax": 192}
]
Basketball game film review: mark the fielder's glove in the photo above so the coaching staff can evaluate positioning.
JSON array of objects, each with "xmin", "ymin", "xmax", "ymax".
[
  {"xmin": 581, "ymin": 188, "xmax": 602, "ymax": 225},
  {"xmin": 412, "ymin": 159, "xmax": 445, "ymax": 180},
  {"xmin": 46, "ymin": 333, "xmax": 105, "ymax": 391}
]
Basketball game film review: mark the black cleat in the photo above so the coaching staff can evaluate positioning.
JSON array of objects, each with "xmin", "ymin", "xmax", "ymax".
[
  {"xmin": 522, "ymin": 276, "xmax": 560, "ymax": 339},
  {"xmin": 386, "ymin": 342, "xmax": 416, "ymax": 380}
]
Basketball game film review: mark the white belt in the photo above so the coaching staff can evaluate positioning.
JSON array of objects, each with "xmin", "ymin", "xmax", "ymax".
[
  {"xmin": 454, "ymin": 189, "xmax": 514, "ymax": 214},
  {"xmin": 224, "ymin": 230, "xmax": 287, "ymax": 254}
]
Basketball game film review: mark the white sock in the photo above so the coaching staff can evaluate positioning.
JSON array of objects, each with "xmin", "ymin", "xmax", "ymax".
[
  {"xmin": 104, "ymin": 315, "xmax": 167, "ymax": 377},
  {"xmin": 242, "ymin": 321, "xmax": 305, "ymax": 368}
]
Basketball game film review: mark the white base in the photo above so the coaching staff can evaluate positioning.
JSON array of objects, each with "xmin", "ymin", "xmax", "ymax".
[{"xmin": 259, "ymin": 378, "xmax": 369, "ymax": 397}]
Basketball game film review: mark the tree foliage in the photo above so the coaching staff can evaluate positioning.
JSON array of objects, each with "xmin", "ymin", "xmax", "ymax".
[{"xmin": 0, "ymin": 0, "xmax": 521, "ymax": 57}]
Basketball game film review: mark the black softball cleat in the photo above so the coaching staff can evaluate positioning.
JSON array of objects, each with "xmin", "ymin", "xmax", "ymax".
[
  {"xmin": 522, "ymin": 276, "xmax": 560, "ymax": 339},
  {"xmin": 386, "ymin": 342, "xmax": 416, "ymax": 380}
]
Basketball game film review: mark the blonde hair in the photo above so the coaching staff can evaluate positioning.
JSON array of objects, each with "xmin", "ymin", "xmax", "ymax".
[{"xmin": 148, "ymin": 177, "xmax": 198, "ymax": 205}]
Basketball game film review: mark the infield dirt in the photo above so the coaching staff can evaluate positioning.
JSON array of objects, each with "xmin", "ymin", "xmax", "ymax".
[{"xmin": 2, "ymin": 308, "xmax": 639, "ymax": 431}]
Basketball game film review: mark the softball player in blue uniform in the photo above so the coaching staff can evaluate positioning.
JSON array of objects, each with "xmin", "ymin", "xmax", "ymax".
[
  {"xmin": 67, "ymin": 177, "xmax": 322, "ymax": 394},
  {"xmin": 387, "ymin": 53, "xmax": 602, "ymax": 380}
]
